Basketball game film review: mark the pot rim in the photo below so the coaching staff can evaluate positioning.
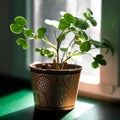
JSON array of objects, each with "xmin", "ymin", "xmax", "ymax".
[{"xmin": 29, "ymin": 63, "xmax": 82, "ymax": 74}]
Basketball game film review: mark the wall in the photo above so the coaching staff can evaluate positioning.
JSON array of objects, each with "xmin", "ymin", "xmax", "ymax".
[
  {"xmin": 0, "ymin": 0, "xmax": 13, "ymax": 75},
  {"xmin": 0, "ymin": 0, "xmax": 30, "ymax": 79},
  {"xmin": 101, "ymin": 0, "xmax": 120, "ymax": 86}
]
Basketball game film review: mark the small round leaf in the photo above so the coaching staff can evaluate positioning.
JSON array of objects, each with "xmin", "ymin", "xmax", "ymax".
[
  {"xmin": 16, "ymin": 38, "xmax": 25, "ymax": 45},
  {"xmin": 64, "ymin": 13, "xmax": 76, "ymax": 24},
  {"xmin": 92, "ymin": 61, "xmax": 99, "ymax": 68},
  {"xmin": 10, "ymin": 23, "xmax": 23, "ymax": 34},
  {"xmin": 37, "ymin": 27, "xmax": 46, "ymax": 38},
  {"xmin": 23, "ymin": 28, "xmax": 33, "ymax": 37},
  {"xmin": 80, "ymin": 41, "xmax": 91, "ymax": 52},
  {"xmin": 14, "ymin": 16, "xmax": 27, "ymax": 26},
  {"xmin": 22, "ymin": 42, "xmax": 28, "ymax": 49},
  {"xmin": 58, "ymin": 18, "xmax": 69, "ymax": 30}
]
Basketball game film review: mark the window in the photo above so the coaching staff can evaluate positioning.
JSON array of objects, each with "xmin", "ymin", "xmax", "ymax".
[
  {"xmin": 33, "ymin": 0, "xmax": 101, "ymax": 84},
  {"xmin": 30, "ymin": 0, "xmax": 119, "ymax": 101}
]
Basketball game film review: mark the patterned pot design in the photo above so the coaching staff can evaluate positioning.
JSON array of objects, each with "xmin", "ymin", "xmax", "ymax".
[{"xmin": 29, "ymin": 63, "xmax": 82, "ymax": 111}]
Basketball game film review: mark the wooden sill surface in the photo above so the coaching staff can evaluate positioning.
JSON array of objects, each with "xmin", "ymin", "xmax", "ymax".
[{"xmin": 78, "ymin": 82, "xmax": 120, "ymax": 102}]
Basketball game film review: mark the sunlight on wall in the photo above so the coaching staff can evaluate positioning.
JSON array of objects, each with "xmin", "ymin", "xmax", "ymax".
[{"xmin": 0, "ymin": 90, "xmax": 34, "ymax": 117}]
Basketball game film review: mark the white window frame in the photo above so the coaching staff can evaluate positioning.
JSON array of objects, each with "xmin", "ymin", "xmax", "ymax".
[
  {"xmin": 79, "ymin": 0, "xmax": 120, "ymax": 102},
  {"xmin": 31, "ymin": 0, "xmax": 120, "ymax": 101}
]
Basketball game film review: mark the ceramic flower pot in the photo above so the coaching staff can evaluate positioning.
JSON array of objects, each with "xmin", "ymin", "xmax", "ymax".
[{"xmin": 29, "ymin": 63, "xmax": 82, "ymax": 111}]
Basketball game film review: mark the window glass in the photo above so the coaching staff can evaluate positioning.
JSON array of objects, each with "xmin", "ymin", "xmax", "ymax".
[{"xmin": 33, "ymin": 0, "xmax": 102, "ymax": 84}]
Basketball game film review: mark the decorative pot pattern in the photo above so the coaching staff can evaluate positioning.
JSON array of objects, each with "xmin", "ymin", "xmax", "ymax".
[{"xmin": 29, "ymin": 63, "xmax": 82, "ymax": 111}]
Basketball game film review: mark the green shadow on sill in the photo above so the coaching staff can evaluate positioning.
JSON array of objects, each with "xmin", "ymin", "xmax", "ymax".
[
  {"xmin": 0, "ymin": 90, "xmax": 34, "ymax": 117},
  {"xmin": 0, "ymin": 89, "xmax": 97, "ymax": 120}
]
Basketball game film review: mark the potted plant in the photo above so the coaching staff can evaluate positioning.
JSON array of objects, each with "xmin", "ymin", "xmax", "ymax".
[{"xmin": 10, "ymin": 8, "xmax": 114, "ymax": 111}]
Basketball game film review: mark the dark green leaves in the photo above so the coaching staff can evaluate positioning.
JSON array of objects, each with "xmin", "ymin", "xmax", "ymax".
[
  {"xmin": 102, "ymin": 39, "xmax": 114, "ymax": 55},
  {"xmin": 80, "ymin": 41, "xmax": 91, "ymax": 52},
  {"xmin": 90, "ymin": 39, "xmax": 103, "ymax": 48},
  {"xmin": 83, "ymin": 8, "xmax": 97, "ymax": 26},
  {"xmin": 91, "ymin": 39, "xmax": 114, "ymax": 55},
  {"xmin": 75, "ymin": 17, "xmax": 89, "ymax": 30},
  {"xmin": 92, "ymin": 54, "xmax": 107, "ymax": 68},
  {"xmin": 90, "ymin": 18, "xmax": 97, "ymax": 26}
]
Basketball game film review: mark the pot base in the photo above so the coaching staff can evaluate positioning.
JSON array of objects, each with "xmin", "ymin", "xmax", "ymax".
[{"xmin": 35, "ymin": 105, "xmax": 75, "ymax": 111}]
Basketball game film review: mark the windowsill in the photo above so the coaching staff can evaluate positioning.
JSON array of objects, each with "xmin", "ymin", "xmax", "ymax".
[
  {"xmin": 78, "ymin": 82, "xmax": 120, "ymax": 102},
  {"xmin": 1, "ymin": 87, "xmax": 120, "ymax": 120}
]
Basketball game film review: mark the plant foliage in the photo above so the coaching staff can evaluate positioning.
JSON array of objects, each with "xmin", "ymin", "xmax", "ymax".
[{"xmin": 10, "ymin": 8, "xmax": 114, "ymax": 69}]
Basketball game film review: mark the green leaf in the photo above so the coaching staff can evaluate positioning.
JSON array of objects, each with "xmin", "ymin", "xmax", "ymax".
[
  {"xmin": 80, "ymin": 41, "xmax": 91, "ymax": 52},
  {"xmin": 16, "ymin": 38, "xmax": 28, "ymax": 50},
  {"xmin": 16, "ymin": 38, "xmax": 26, "ymax": 45},
  {"xmin": 102, "ymin": 39, "xmax": 114, "ymax": 55},
  {"xmin": 96, "ymin": 54, "xmax": 104, "ymax": 60},
  {"xmin": 44, "ymin": 49, "xmax": 54, "ymax": 58},
  {"xmin": 10, "ymin": 23, "xmax": 23, "ymax": 34},
  {"xmin": 44, "ymin": 49, "xmax": 51, "ymax": 55},
  {"xmin": 60, "ymin": 47, "xmax": 68, "ymax": 52},
  {"xmin": 92, "ymin": 61, "xmax": 99, "ymax": 68},
  {"xmin": 38, "ymin": 47, "xmax": 54, "ymax": 58},
  {"xmin": 86, "ymin": 8, "xmax": 93, "ymax": 17},
  {"xmin": 74, "ymin": 36, "xmax": 81, "ymax": 45},
  {"xmin": 57, "ymin": 33, "xmax": 66, "ymax": 43},
  {"xmin": 83, "ymin": 12, "xmax": 89, "ymax": 19},
  {"xmin": 58, "ymin": 18, "xmax": 69, "ymax": 30},
  {"xmin": 75, "ymin": 18, "xmax": 89, "ymax": 30},
  {"xmin": 37, "ymin": 27, "xmax": 46, "ymax": 38},
  {"xmin": 99, "ymin": 59, "xmax": 107, "ymax": 65},
  {"xmin": 48, "ymin": 53, "xmax": 54, "ymax": 58},
  {"xmin": 84, "ymin": 8, "xmax": 93, "ymax": 19},
  {"xmin": 22, "ymin": 42, "xmax": 28, "ymax": 49},
  {"xmin": 14, "ymin": 16, "xmax": 27, "ymax": 26},
  {"xmin": 83, "ymin": 8, "xmax": 97, "ymax": 26},
  {"xmin": 23, "ymin": 28, "xmax": 33, "ymax": 37},
  {"xmin": 35, "ymin": 48, "xmax": 41, "ymax": 52},
  {"xmin": 90, "ymin": 39, "xmax": 103, "ymax": 48},
  {"xmin": 94, "ymin": 54, "xmax": 107, "ymax": 66},
  {"xmin": 64, "ymin": 13, "xmax": 76, "ymax": 24},
  {"xmin": 79, "ymin": 31, "xmax": 88, "ymax": 41},
  {"xmin": 89, "ymin": 18, "xmax": 97, "ymax": 26}
]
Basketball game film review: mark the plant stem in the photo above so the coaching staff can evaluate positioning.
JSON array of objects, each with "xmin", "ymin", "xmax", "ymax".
[
  {"xmin": 56, "ymin": 41, "xmax": 60, "ymax": 69},
  {"xmin": 42, "ymin": 36, "xmax": 57, "ymax": 51},
  {"xmin": 60, "ymin": 38, "xmax": 75, "ymax": 63}
]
